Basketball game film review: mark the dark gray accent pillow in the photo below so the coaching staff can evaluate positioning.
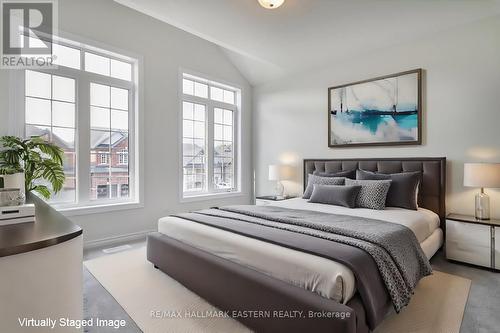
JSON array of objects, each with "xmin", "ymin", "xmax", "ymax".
[
  {"xmin": 345, "ymin": 179, "xmax": 392, "ymax": 210},
  {"xmin": 313, "ymin": 169, "xmax": 356, "ymax": 179},
  {"xmin": 356, "ymin": 169, "xmax": 421, "ymax": 210},
  {"xmin": 303, "ymin": 174, "xmax": 345, "ymax": 199},
  {"xmin": 308, "ymin": 184, "xmax": 362, "ymax": 208}
]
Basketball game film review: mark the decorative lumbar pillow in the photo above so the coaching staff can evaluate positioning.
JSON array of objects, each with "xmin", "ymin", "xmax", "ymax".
[
  {"xmin": 313, "ymin": 169, "xmax": 356, "ymax": 179},
  {"xmin": 308, "ymin": 184, "xmax": 362, "ymax": 208},
  {"xmin": 303, "ymin": 174, "xmax": 345, "ymax": 199},
  {"xmin": 356, "ymin": 169, "xmax": 421, "ymax": 210},
  {"xmin": 345, "ymin": 179, "xmax": 392, "ymax": 210}
]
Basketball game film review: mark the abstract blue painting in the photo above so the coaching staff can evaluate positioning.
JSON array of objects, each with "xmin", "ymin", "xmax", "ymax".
[{"xmin": 328, "ymin": 69, "xmax": 421, "ymax": 147}]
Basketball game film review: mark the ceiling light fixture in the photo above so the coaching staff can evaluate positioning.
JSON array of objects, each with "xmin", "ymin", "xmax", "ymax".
[{"xmin": 258, "ymin": 0, "xmax": 285, "ymax": 9}]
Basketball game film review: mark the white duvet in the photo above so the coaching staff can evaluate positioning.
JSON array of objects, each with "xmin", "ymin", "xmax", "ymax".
[{"xmin": 158, "ymin": 198, "xmax": 443, "ymax": 304}]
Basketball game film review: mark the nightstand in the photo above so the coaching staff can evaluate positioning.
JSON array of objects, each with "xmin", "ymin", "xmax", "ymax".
[
  {"xmin": 446, "ymin": 214, "xmax": 500, "ymax": 270},
  {"xmin": 255, "ymin": 195, "xmax": 296, "ymax": 206}
]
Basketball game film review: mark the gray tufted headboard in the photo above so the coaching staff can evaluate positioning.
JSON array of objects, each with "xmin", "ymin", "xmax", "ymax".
[{"xmin": 303, "ymin": 157, "xmax": 446, "ymax": 224}]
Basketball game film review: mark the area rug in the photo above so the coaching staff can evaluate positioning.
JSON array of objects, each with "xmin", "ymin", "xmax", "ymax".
[{"xmin": 84, "ymin": 247, "xmax": 471, "ymax": 333}]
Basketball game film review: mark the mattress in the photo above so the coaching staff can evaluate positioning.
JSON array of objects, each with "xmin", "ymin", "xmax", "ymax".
[
  {"xmin": 158, "ymin": 198, "xmax": 443, "ymax": 304},
  {"xmin": 270, "ymin": 198, "xmax": 440, "ymax": 243}
]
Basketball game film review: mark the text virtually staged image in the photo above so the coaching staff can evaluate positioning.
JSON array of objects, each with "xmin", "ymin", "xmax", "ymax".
[{"xmin": 0, "ymin": 1, "xmax": 499, "ymax": 333}]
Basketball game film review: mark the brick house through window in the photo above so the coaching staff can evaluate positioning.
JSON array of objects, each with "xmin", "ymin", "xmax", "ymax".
[
  {"xmin": 90, "ymin": 131, "xmax": 129, "ymax": 200},
  {"xmin": 28, "ymin": 128, "xmax": 131, "ymax": 201}
]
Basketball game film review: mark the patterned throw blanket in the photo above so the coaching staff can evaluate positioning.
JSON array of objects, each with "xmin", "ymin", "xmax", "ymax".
[{"xmin": 182, "ymin": 205, "xmax": 432, "ymax": 313}]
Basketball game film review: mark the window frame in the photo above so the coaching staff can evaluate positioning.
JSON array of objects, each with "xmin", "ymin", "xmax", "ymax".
[
  {"xmin": 10, "ymin": 33, "xmax": 143, "ymax": 214},
  {"xmin": 118, "ymin": 148, "xmax": 129, "ymax": 166},
  {"xmin": 98, "ymin": 152, "xmax": 110, "ymax": 166},
  {"xmin": 179, "ymin": 70, "xmax": 242, "ymax": 202}
]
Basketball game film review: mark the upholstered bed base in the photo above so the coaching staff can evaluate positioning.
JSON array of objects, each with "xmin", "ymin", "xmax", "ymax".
[
  {"xmin": 148, "ymin": 158, "xmax": 446, "ymax": 332},
  {"xmin": 147, "ymin": 232, "xmax": 370, "ymax": 333}
]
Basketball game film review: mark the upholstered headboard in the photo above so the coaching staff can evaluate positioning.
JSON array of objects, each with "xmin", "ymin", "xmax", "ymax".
[{"xmin": 303, "ymin": 157, "xmax": 446, "ymax": 223}]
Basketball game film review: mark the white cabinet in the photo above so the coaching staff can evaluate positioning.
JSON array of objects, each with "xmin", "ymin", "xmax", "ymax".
[
  {"xmin": 0, "ymin": 235, "xmax": 83, "ymax": 332},
  {"xmin": 446, "ymin": 220, "xmax": 490, "ymax": 267},
  {"xmin": 446, "ymin": 214, "xmax": 499, "ymax": 270}
]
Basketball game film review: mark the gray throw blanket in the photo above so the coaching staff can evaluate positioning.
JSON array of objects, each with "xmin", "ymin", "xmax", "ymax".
[{"xmin": 186, "ymin": 205, "xmax": 432, "ymax": 313}]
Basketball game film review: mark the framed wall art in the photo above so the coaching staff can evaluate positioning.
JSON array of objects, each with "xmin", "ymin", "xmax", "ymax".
[{"xmin": 328, "ymin": 69, "xmax": 422, "ymax": 147}]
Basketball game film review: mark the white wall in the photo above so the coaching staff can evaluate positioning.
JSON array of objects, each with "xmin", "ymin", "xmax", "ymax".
[
  {"xmin": 254, "ymin": 16, "xmax": 500, "ymax": 219},
  {"xmin": 0, "ymin": 0, "xmax": 253, "ymax": 244}
]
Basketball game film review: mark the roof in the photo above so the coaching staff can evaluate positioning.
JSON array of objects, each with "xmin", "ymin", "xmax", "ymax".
[{"xmin": 28, "ymin": 126, "xmax": 127, "ymax": 150}]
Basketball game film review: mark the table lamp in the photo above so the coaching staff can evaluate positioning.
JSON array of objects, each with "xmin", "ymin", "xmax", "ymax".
[
  {"xmin": 463, "ymin": 163, "xmax": 500, "ymax": 220},
  {"xmin": 268, "ymin": 165, "xmax": 293, "ymax": 199}
]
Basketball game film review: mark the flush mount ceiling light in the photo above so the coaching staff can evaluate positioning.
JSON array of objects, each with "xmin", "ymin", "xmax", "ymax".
[{"xmin": 258, "ymin": 0, "xmax": 285, "ymax": 9}]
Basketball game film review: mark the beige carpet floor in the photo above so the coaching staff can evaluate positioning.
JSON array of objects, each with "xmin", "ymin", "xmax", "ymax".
[{"xmin": 85, "ymin": 247, "xmax": 471, "ymax": 333}]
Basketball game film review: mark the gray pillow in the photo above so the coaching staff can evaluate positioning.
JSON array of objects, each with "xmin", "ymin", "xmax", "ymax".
[
  {"xmin": 345, "ymin": 179, "xmax": 392, "ymax": 210},
  {"xmin": 303, "ymin": 174, "xmax": 345, "ymax": 199},
  {"xmin": 313, "ymin": 169, "xmax": 356, "ymax": 179},
  {"xmin": 308, "ymin": 184, "xmax": 362, "ymax": 208},
  {"xmin": 356, "ymin": 169, "xmax": 421, "ymax": 210}
]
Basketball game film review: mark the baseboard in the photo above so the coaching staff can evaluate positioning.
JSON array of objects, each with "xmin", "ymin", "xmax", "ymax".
[{"xmin": 84, "ymin": 229, "xmax": 156, "ymax": 250}]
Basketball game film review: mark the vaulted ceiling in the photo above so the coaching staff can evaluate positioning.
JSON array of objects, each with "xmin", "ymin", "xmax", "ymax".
[{"xmin": 115, "ymin": 0, "xmax": 500, "ymax": 85}]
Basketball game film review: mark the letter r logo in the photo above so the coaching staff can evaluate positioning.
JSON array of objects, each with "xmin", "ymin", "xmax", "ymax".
[{"xmin": 2, "ymin": 1, "xmax": 53, "ymax": 55}]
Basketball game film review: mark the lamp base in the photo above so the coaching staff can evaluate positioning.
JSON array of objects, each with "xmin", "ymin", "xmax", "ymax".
[
  {"xmin": 274, "ymin": 181, "xmax": 284, "ymax": 199},
  {"xmin": 475, "ymin": 189, "xmax": 490, "ymax": 220}
]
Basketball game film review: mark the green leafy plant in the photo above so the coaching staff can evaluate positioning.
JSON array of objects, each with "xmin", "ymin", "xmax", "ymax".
[{"xmin": 0, "ymin": 136, "xmax": 65, "ymax": 199}]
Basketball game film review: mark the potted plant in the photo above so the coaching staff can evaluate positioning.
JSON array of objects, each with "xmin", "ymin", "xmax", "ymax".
[{"xmin": 0, "ymin": 136, "xmax": 65, "ymax": 199}]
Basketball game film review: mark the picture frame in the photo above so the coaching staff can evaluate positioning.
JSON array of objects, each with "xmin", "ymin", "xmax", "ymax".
[{"xmin": 328, "ymin": 69, "xmax": 422, "ymax": 147}]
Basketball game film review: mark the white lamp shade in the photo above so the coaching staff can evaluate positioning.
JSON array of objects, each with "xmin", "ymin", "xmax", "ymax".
[
  {"xmin": 268, "ymin": 165, "xmax": 279, "ymax": 181},
  {"xmin": 464, "ymin": 163, "xmax": 500, "ymax": 188},
  {"xmin": 279, "ymin": 165, "xmax": 294, "ymax": 180},
  {"xmin": 268, "ymin": 165, "xmax": 294, "ymax": 181}
]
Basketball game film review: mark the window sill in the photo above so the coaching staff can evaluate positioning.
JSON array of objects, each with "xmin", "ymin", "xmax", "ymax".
[
  {"xmin": 180, "ymin": 191, "xmax": 244, "ymax": 203},
  {"xmin": 55, "ymin": 201, "xmax": 144, "ymax": 217}
]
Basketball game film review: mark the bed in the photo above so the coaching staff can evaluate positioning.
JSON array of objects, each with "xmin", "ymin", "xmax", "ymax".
[{"xmin": 147, "ymin": 157, "xmax": 446, "ymax": 333}]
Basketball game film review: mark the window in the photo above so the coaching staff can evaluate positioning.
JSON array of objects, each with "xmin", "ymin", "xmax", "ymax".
[
  {"xmin": 85, "ymin": 52, "xmax": 132, "ymax": 81},
  {"xmin": 18, "ymin": 36, "xmax": 138, "ymax": 209},
  {"xmin": 24, "ymin": 70, "xmax": 76, "ymax": 203},
  {"xmin": 90, "ymin": 82, "xmax": 130, "ymax": 201},
  {"xmin": 213, "ymin": 108, "xmax": 234, "ymax": 190},
  {"xmin": 181, "ymin": 73, "xmax": 240, "ymax": 198},
  {"xmin": 98, "ymin": 153, "xmax": 109, "ymax": 165},
  {"xmin": 182, "ymin": 101, "xmax": 206, "ymax": 192},
  {"xmin": 118, "ymin": 149, "xmax": 128, "ymax": 165}
]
